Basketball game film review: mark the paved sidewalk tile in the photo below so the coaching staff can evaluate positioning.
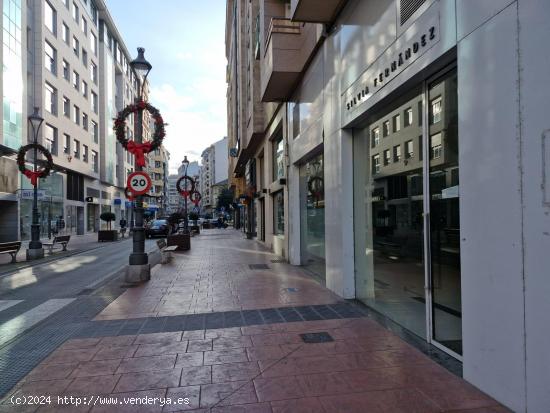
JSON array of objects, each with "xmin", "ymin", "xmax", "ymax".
[{"xmin": 0, "ymin": 230, "xmax": 509, "ymax": 412}]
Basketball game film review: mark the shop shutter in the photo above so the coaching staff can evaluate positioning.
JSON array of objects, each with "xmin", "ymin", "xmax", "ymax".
[{"xmin": 400, "ymin": 0, "xmax": 426, "ymax": 25}]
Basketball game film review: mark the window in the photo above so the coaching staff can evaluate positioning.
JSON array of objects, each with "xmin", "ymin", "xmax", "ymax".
[
  {"xmin": 92, "ymin": 150, "xmax": 98, "ymax": 172},
  {"xmin": 64, "ymin": 134, "xmax": 70, "ymax": 154},
  {"xmin": 63, "ymin": 96, "xmax": 70, "ymax": 117},
  {"xmin": 91, "ymin": 92, "xmax": 98, "ymax": 113},
  {"xmin": 383, "ymin": 120, "xmax": 390, "ymax": 137},
  {"xmin": 73, "ymin": 105, "xmax": 80, "ymax": 125},
  {"xmin": 90, "ymin": 61, "xmax": 98, "ymax": 84},
  {"xmin": 72, "ymin": 70, "xmax": 79, "ymax": 90},
  {"xmin": 82, "ymin": 112, "xmax": 88, "ymax": 130},
  {"xmin": 90, "ymin": 32, "xmax": 97, "ymax": 55},
  {"xmin": 273, "ymin": 191, "xmax": 284, "ymax": 235},
  {"xmin": 155, "ymin": 161, "xmax": 161, "ymax": 168},
  {"xmin": 72, "ymin": 2, "xmax": 79, "ymax": 23},
  {"xmin": 405, "ymin": 140, "xmax": 414, "ymax": 159},
  {"xmin": 371, "ymin": 127, "xmax": 380, "ymax": 148},
  {"xmin": 83, "ymin": 145, "xmax": 88, "ymax": 162},
  {"xmin": 81, "ymin": 17, "xmax": 87, "ymax": 35},
  {"xmin": 81, "ymin": 80, "xmax": 88, "ymax": 98},
  {"xmin": 62, "ymin": 23, "xmax": 69, "ymax": 44},
  {"xmin": 82, "ymin": 49, "xmax": 87, "ymax": 67},
  {"xmin": 62, "ymin": 59, "xmax": 69, "ymax": 80},
  {"xmin": 383, "ymin": 149, "xmax": 391, "ymax": 166},
  {"xmin": 72, "ymin": 36, "xmax": 79, "ymax": 56},
  {"xmin": 393, "ymin": 114, "xmax": 401, "ymax": 132},
  {"xmin": 91, "ymin": 120, "xmax": 98, "ymax": 143},
  {"xmin": 372, "ymin": 154, "xmax": 380, "ymax": 174},
  {"xmin": 405, "ymin": 107, "xmax": 413, "ymax": 127},
  {"xmin": 431, "ymin": 97, "xmax": 442, "ymax": 124},
  {"xmin": 430, "ymin": 133, "xmax": 442, "ymax": 159},
  {"xmin": 419, "ymin": 135, "xmax": 423, "ymax": 161},
  {"xmin": 45, "ymin": 1, "xmax": 56, "ymax": 35},
  {"xmin": 64, "ymin": 0, "xmax": 69, "ymax": 8},
  {"xmin": 45, "ymin": 83, "xmax": 57, "ymax": 114},
  {"xmin": 44, "ymin": 41, "xmax": 56, "ymax": 74},
  {"xmin": 272, "ymin": 134, "xmax": 284, "ymax": 181},
  {"xmin": 393, "ymin": 145, "xmax": 401, "ymax": 162},
  {"xmin": 73, "ymin": 139, "xmax": 80, "ymax": 158},
  {"xmin": 44, "ymin": 124, "xmax": 58, "ymax": 155}
]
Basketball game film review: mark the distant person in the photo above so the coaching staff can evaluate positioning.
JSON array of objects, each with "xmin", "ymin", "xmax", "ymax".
[
  {"xmin": 119, "ymin": 218, "xmax": 127, "ymax": 228},
  {"xmin": 217, "ymin": 216, "xmax": 224, "ymax": 229},
  {"xmin": 57, "ymin": 216, "xmax": 65, "ymax": 233}
]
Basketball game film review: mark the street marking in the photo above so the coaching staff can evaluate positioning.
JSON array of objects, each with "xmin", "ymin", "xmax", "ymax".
[
  {"xmin": 0, "ymin": 298, "xmax": 75, "ymax": 347},
  {"xmin": 0, "ymin": 300, "xmax": 23, "ymax": 313}
]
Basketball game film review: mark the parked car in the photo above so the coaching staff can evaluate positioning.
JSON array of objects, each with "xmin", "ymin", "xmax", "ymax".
[{"xmin": 145, "ymin": 219, "xmax": 173, "ymax": 238}]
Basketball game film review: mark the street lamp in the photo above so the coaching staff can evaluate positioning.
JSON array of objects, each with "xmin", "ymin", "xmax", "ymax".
[
  {"xmin": 127, "ymin": 47, "xmax": 152, "ymax": 282},
  {"xmin": 181, "ymin": 156, "xmax": 190, "ymax": 234},
  {"xmin": 26, "ymin": 107, "xmax": 45, "ymax": 260}
]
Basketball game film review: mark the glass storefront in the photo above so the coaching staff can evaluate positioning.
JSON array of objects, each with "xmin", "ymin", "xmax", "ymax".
[
  {"xmin": 300, "ymin": 153, "xmax": 325, "ymax": 279},
  {"xmin": 354, "ymin": 67, "xmax": 462, "ymax": 356},
  {"xmin": 273, "ymin": 191, "xmax": 284, "ymax": 235}
]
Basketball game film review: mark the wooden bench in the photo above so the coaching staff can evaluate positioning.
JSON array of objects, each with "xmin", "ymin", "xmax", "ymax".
[
  {"xmin": 156, "ymin": 239, "xmax": 178, "ymax": 264},
  {"xmin": 0, "ymin": 241, "xmax": 22, "ymax": 263},
  {"xmin": 42, "ymin": 235, "xmax": 71, "ymax": 254}
]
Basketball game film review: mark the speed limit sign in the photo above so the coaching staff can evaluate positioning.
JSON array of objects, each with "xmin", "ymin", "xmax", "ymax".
[{"xmin": 127, "ymin": 171, "xmax": 152, "ymax": 196}]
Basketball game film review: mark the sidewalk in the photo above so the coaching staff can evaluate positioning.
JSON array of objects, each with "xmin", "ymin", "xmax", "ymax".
[
  {"xmin": 0, "ymin": 229, "xmax": 507, "ymax": 412},
  {"xmin": 0, "ymin": 231, "xmax": 131, "ymax": 274}
]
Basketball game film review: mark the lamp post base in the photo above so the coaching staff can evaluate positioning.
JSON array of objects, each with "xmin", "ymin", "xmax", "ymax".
[
  {"xmin": 125, "ymin": 263, "xmax": 151, "ymax": 283},
  {"xmin": 26, "ymin": 247, "xmax": 44, "ymax": 260}
]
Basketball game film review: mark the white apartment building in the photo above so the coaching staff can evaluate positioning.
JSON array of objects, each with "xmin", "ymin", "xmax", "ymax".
[
  {"xmin": 0, "ymin": 0, "xmax": 151, "ymax": 240},
  {"xmin": 199, "ymin": 137, "xmax": 228, "ymax": 212}
]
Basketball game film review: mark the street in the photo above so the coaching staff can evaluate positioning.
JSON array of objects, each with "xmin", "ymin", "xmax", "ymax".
[{"xmin": 0, "ymin": 238, "xmax": 159, "ymax": 396}]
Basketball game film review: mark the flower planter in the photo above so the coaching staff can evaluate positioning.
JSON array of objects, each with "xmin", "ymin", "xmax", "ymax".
[
  {"xmin": 98, "ymin": 230, "xmax": 118, "ymax": 242},
  {"xmin": 167, "ymin": 232, "xmax": 190, "ymax": 251}
]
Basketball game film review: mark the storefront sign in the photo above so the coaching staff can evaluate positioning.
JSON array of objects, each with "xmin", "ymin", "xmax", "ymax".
[
  {"xmin": 18, "ymin": 189, "xmax": 47, "ymax": 200},
  {"xmin": 113, "ymin": 198, "xmax": 122, "ymax": 205},
  {"xmin": 343, "ymin": 14, "xmax": 440, "ymax": 116}
]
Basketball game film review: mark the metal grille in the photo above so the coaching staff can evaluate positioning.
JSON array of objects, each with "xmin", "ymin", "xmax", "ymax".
[{"xmin": 400, "ymin": 0, "xmax": 426, "ymax": 25}]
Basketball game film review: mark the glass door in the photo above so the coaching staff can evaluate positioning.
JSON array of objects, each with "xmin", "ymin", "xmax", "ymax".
[{"xmin": 427, "ymin": 68, "xmax": 462, "ymax": 356}]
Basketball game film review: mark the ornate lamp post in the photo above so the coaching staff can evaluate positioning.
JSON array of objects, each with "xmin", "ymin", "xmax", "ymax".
[
  {"xmin": 27, "ymin": 108, "xmax": 45, "ymax": 260},
  {"xmin": 127, "ymin": 47, "xmax": 152, "ymax": 282}
]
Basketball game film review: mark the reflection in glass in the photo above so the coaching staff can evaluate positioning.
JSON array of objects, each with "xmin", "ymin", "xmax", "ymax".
[
  {"xmin": 273, "ymin": 191, "xmax": 284, "ymax": 235},
  {"xmin": 355, "ymin": 85, "xmax": 427, "ymax": 338},
  {"xmin": 428, "ymin": 69, "xmax": 462, "ymax": 355},
  {"xmin": 300, "ymin": 154, "xmax": 325, "ymax": 279}
]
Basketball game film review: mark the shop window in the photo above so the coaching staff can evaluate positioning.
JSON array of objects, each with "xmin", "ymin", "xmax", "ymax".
[
  {"xmin": 273, "ymin": 190, "xmax": 284, "ymax": 235},
  {"xmin": 371, "ymin": 127, "xmax": 380, "ymax": 148},
  {"xmin": 272, "ymin": 132, "xmax": 284, "ymax": 181}
]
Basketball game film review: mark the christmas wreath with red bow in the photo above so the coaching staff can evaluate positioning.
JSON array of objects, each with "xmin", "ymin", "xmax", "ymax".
[
  {"xmin": 176, "ymin": 175, "xmax": 196, "ymax": 198},
  {"xmin": 113, "ymin": 100, "xmax": 165, "ymax": 167},
  {"xmin": 190, "ymin": 190, "xmax": 202, "ymax": 206},
  {"xmin": 17, "ymin": 143, "xmax": 54, "ymax": 186}
]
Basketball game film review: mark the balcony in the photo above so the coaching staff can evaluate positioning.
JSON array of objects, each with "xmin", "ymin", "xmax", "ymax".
[
  {"xmin": 261, "ymin": 18, "xmax": 322, "ymax": 102},
  {"xmin": 290, "ymin": 0, "xmax": 347, "ymax": 23}
]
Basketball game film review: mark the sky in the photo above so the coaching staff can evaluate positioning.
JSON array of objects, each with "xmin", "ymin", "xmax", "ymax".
[{"xmin": 105, "ymin": 0, "xmax": 227, "ymax": 174}]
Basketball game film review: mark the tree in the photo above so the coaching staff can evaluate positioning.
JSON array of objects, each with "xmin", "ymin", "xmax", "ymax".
[
  {"xmin": 217, "ymin": 188, "xmax": 234, "ymax": 211},
  {"xmin": 100, "ymin": 212, "xmax": 116, "ymax": 230}
]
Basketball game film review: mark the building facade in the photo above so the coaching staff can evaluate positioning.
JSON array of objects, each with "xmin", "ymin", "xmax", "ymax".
[
  {"xmin": 226, "ymin": 0, "xmax": 550, "ymax": 411},
  {"xmin": 145, "ymin": 145, "xmax": 169, "ymax": 216},
  {"xmin": 199, "ymin": 137, "xmax": 228, "ymax": 213},
  {"xmin": 0, "ymin": 0, "xmax": 159, "ymax": 241}
]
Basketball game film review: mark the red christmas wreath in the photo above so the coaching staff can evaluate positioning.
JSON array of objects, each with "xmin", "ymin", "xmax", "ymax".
[
  {"xmin": 17, "ymin": 143, "xmax": 54, "ymax": 186},
  {"xmin": 190, "ymin": 190, "xmax": 202, "ymax": 206},
  {"xmin": 176, "ymin": 175, "xmax": 195, "ymax": 198},
  {"xmin": 113, "ymin": 100, "xmax": 165, "ymax": 167}
]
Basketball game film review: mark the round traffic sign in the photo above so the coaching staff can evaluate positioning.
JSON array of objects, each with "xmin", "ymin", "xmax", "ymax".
[{"xmin": 127, "ymin": 171, "xmax": 152, "ymax": 196}]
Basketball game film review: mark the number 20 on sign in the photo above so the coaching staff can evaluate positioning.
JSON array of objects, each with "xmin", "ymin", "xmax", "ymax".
[{"xmin": 127, "ymin": 171, "xmax": 152, "ymax": 196}]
